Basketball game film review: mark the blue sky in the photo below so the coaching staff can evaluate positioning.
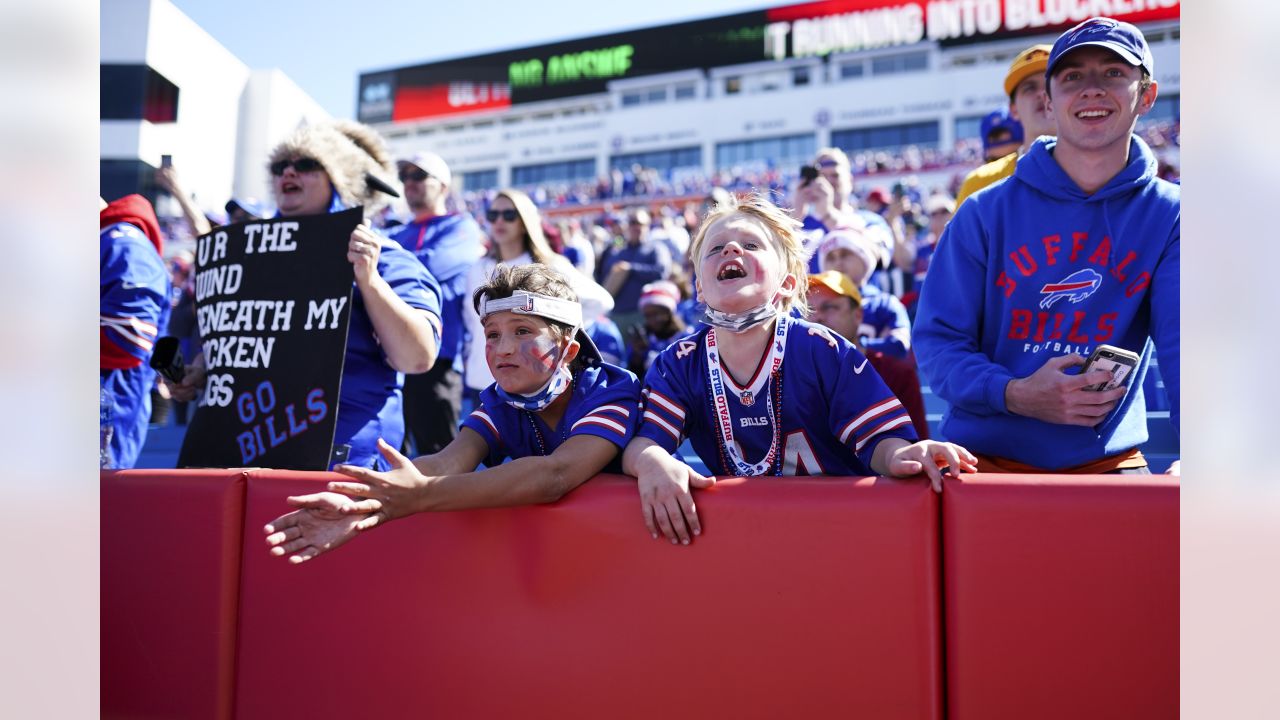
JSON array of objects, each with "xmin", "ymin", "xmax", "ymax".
[{"xmin": 171, "ymin": 0, "xmax": 766, "ymax": 119}]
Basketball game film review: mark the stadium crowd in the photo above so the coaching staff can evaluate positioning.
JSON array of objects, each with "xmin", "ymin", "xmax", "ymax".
[{"xmin": 100, "ymin": 17, "xmax": 1179, "ymax": 553}]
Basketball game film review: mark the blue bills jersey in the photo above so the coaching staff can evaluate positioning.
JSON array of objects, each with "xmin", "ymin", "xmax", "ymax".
[
  {"xmin": 638, "ymin": 318, "xmax": 917, "ymax": 476},
  {"xmin": 100, "ymin": 222, "xmax": 171, "ymax": 468},
  {"xmin": 339, "ymin": 238, "xmax": 443, "ymax": 469},
  {"xmin": 462, "ymin": 362, "xmax": 641, "ymax": 470}
]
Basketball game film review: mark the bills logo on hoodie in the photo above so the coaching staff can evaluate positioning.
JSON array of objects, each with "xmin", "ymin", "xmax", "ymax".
[{"xmin": 1039, "ymin": 268, "xmax": 1102, "ymax": 309}]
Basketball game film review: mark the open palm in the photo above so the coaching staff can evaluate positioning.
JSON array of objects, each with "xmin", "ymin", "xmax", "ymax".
[{"xmin": 263, "ymin": 492, "xmax": 371, "ymax": 564}]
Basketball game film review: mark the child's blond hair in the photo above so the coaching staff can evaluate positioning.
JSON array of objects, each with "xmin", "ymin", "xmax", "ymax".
[{"xmin": 689, "ymin": 191, "xmax": 810, "ymax": 317}]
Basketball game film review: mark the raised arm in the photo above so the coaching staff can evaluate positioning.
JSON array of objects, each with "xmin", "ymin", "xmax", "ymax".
[{"xmin": 350, "ymin": 224, "xmax": 440, "ymax": 374}]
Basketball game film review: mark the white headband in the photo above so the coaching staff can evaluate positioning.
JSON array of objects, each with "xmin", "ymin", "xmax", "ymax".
[{"xmin": 477, "ymin": 291, "xmax": 583, "ymax": 329}]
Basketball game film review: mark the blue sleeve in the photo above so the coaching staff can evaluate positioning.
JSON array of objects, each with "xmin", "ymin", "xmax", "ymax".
[
  {"xmin": 100, "ymin": 228, "xmax": 169, "ymax": 361},
  {"xmin": 378, "ymin": 243, "xmax": 443, "ymax": 340},
  {"xmin": 567, "ymin": 367, "xmax": 642, "ymax": 449},
  {"xmin": 818, "ymin": 330, "xmax": 918, "ymax": 468},
  {"xmin": 860, "ymin": 293, "xmax": 911, "ymax": 358},
  {"xmin": 460, "ymin": 397, "xmax": 509, "ymax": 464},
  {"xmin": 912, "ymin": 199, "xmax": 1016, "ymax": 416},
  {"xmin": 1150, "ymin": 214, "xmax": 1179, "ymax": 437},
  {"xmin": 636, "ymin": 347, "xmax": 692, "ymax": 453},
  {"xmin": 629, "ymin": 245, "xmax": 671, "ymax": 283}
]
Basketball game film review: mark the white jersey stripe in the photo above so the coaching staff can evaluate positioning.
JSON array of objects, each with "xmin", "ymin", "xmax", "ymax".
[
  {"xmin": 643, "ymin": 410, "xmax": 681, "ymax": 442},
  {"xmin": 854, "ymin": 414, "xmax": 913, "ymax": 453},
  {"xmin": 593, "ymin": 403, "xmax": 631, "ymax": 419},
  {"xmin": 646, "ymin": 390, "xmax": 686, "ymax": 421},
  {"xmin": 573, "ymin": 416, "xmax": 627, "ymax": 436},
  {"xmin": 838, "ymin": 396, "xmax": 904, "ymax": 444},
  {"xmin": 470, "ymin": 410, "xmax": 500, "ymax": 439}
]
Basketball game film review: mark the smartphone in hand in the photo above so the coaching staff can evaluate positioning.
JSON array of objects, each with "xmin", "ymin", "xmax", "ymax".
[
  {"xmin": 1081, "ymin": 344, "xmax": 1140, "ymax": 392},
  {"xmin": 799, "ymin": 164, "xmax": 819, "ymax": 187}
]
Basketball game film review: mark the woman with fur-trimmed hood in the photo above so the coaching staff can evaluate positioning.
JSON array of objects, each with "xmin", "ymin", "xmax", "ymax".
[{"xmin": 168, "ymin": 121, "xmax": 445, "ymax": 470}]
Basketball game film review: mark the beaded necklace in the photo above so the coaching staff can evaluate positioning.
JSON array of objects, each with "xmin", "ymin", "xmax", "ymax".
[{"xmin": 524, "ymin": 378, "xmax": 574, "ymax": 456}]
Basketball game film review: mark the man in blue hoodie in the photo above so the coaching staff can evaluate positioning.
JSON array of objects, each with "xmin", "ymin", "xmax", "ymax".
[
  {"xmin": 913, "ymin": 17, "xmax": 1178, "ymax": 474},
  {"xmin": 392, "ymin": 152, "xmax": 484, "ymax": 454}
]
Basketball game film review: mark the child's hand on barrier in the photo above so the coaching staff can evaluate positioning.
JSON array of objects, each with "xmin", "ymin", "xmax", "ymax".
[
  {"xmin": 884, "ymin": 440, "xmax": 978, "ymax": 493},
  {"xmin": 636, "ymin": 449, "xmax": 714, "ymax": 546}
]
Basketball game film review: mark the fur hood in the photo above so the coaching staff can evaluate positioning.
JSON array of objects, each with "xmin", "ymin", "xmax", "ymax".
[{"xmin": 267, "ymin": 120, "xmax": 396, "ymax": 214}]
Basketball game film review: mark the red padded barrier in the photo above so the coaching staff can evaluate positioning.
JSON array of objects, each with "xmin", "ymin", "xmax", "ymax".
[
  {"xmin": 942, "ymin": 474, "xmax": 1179, "ymax": 720},
  {"xmin": 101, "ymin": 469, "xmax": 247, "ymax": 720},
  {"xmin": 236, "ymin": 472, "xmax": 942, "ymax": 719}
]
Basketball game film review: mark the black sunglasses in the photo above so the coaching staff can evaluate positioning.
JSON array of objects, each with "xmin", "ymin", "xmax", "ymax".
[
  {"xmin": 486, "ymin": 209, "xmax": 519, "ymax": 223},
  {"xmin": 398, "ymin": 167, "xmax": 429, "ymax": 183},
  {"xmin": 270, "ymin": 157, "xmax": 323, "ymax": 176}
]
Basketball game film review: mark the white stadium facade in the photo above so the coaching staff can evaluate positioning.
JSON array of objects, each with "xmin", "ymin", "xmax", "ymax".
[{"xmin": 360, "ymin": 0, "xmax": 1179, "ymax": 201}]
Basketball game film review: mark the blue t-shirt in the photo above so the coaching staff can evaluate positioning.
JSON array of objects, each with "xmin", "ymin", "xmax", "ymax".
[
  {"xmin": 391, "ymin": 213, "xmax": 483, "ymax": 369},
  {"xmin": 597, "ymin": 242, "xmax": 672, "ymax": 313},
  {"xmin": 100, "ymin": 222, "xmax": 171, "ymax": 469},
  {"xmin": 638, "ymin": 318, "xmax": 916, "ymax": 476},
  {"xmin": 462, "ymin": 363, "xmax": 641, "ymax": 471},
  {"xmin": 338, "ymin": 239, "xmax": 442, "ymax": 469},
  {"xmin": 587, "ymin": 318, "xmax": 626, "ymax": 367}
]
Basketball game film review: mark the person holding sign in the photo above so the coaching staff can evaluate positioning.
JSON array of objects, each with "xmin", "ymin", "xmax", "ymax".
[
  {"xmin": 168, "ymin": 121, "xmax": 443, "ymax": 470},
  {"xmin": 264, "ymin": 264, "xmax": 642, "ymax": 563},
  {"xmin": 623, "ymin": 193, "xmax": 976, "ymax": 545}
]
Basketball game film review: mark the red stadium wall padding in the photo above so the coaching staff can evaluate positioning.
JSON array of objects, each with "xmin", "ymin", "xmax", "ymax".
[
  {"xmin": 941, "ymin": 474, "xmax": 1179, "ymax": 720},
  {"xmin": 101, "ymin": 469, "xmax": 247, "ymax": 720},
  {"xmin": 235, "ymin": 472, "xmax": 943, "ymax": 720}
]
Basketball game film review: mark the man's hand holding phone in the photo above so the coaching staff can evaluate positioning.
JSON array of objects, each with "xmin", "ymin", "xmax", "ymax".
[{"xmin": 1005, "ymin": 353, "xmax": 1128, "ymax": 426}]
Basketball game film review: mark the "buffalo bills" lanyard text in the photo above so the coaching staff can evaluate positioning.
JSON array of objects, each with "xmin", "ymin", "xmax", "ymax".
[{"xmin": 705, "ymin": 315, "xmax": 790, "ymax": 476}]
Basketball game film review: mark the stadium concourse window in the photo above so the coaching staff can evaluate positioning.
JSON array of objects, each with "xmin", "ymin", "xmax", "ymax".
[
  {"xmin": 724, "ymin": 76, "xmax": 741, "ymax": 95},
  {"xmin": 832, "ymin": 121, "xmax": 940, "ymax": 154},
  {"xmin": 610, "ymin": 147, "xmax": 702, "ymax": 175},
  {"xmin": 870, "ymin": 51, "xmax": 929, "ymax": 76},
  {"xmin": 511, "ymin": 158, "xmax": 597, "ymax": 186},
  {"xmin": 674, "ymin": 84, "xmax": 697, "ymax": 101},
  {"xmin": 840, "ymin": 61, "xmax": 866, "ymax": 80},
  {"xmin": 793, "ymin": 66, "xmax": 811, "ymax": 87},
  {"xmin": 954, "ymin": 115, "xmax": 985, "ymax": 145},
  {"xmin": 715, "ymin": 133, "xmax": 815, "ymax": 172},
  {"xmin": 459, "ymin": 169, "xmax": 499, "ymax": 193},
  {"xmin": 101, "ymin": 159, "xmax": 158, "ymax": 204},
  {"xmin": 1140, "ymin": 94, "xmax": 1180, "ymax": 127},
  {"xmin": 101, "ymin": 64, "xmax": 179, "ymax": 123}
]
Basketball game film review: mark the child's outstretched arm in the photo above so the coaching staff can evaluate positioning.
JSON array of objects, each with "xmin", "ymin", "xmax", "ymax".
[
  {"xmin": 263, "ymin": 430, "xmax": 490, "ymax": 564},
  {"xmin": 325, "ymin": 433, "xmax": 619, "ymax": 526},
  {"xmin": 870, "ymin": 438, "xmax": 978, "ymax": 493},
  {"xmin": 623, "ymin": 437, "xmax": 715, "ymax": 546}
]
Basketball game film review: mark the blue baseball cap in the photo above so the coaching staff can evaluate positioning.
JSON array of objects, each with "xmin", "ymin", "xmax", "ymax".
[
  {"xmin": 980, "ymin": 109, "xmax": 1024, "ymax": 149},
  {"xmin": 1046, "ymin": 17, "xmax": 1154, "ymax": 80}
]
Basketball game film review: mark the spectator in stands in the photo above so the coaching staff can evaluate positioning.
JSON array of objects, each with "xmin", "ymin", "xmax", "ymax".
[
  {"xmin": 807, "ymin": 271, "xmax": 928, "ymax": 439},
  {"xmin": 264, "ymin": 264, "xmax": 641, "ymax": 563},
  {"xmin": 624, "ymin": 193, "xmax": 975, "ymax": 545},
  {"xmin": 225, "ymin": 197, "xmax": 270, "ymax": 224},
  {"xmin": 100, "ymin": 194, "xmax": 171, "ymax": 468},
  {"xmin": 626, "ymin": 280, "xmax": 693, "ymax": 379},
  {"xmin": 979, "ymin": 108, "xmax": 1024, "ymax": 162},
  {"xmin": 464, "ymin": 189, "xmax": 614, "ymax": 401},
  {"xmin": 392, "ymin": 151, "xmax": 485, "ymax": 456},
  {"xmin": 597, "ymin": 206, "xmax": 673, "ymax": 335},
  {"xmin": 166, "ymin": 121, "xmax": 443, "ymax": 470},
  {"xmin": 791, "ymin": 148, "xmax": 895, "ymax": 283},
  {"xmin": 902, "ymin": 193, "xmax": 954, "ymax": 315},
  {"xmin": 956, "ymin": 44, "xmax": 1057, "ymax": 208},
  {"xmin": 914, "ymin": 18, "xmax": 1179, "ymax": 474},
  {"xmin": 817, "ymin": 227, "xmax": 913, "ymax": 358}
]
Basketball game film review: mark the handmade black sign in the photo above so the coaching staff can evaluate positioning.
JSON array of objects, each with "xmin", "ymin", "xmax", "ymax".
[{"xmin": 178, "ymin": 208, "xmax": 361, "ymax": 470}]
